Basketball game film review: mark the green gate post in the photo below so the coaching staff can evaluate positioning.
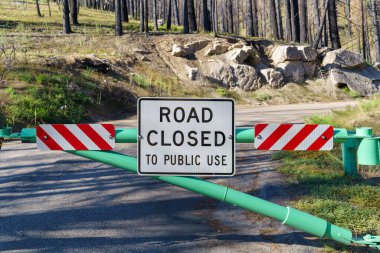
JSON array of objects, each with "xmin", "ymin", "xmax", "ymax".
[
  {"xmin": 341, "ymin": 138, "xmax": 358, "ymax": 176},
  {"xmin": 341, "ymin": 128, "xmax": 373, "ymax": 176}
]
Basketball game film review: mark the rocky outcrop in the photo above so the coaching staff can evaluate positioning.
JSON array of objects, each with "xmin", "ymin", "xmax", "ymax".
[
  {"xmin": 260, "ymin": 68, "xmax": 285, "ymax": 88},
  {"xmin": 270, "ymin": 45, "xmax": 317, "ymax": 82},
  {"xmin": 322, "ymin": 48, "xmax": 365, "ymax": 69}
]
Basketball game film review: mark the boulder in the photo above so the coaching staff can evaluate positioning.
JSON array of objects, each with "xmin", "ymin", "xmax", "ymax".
[
  {"xmin": 132, "ymin": 47, "xmax": 151, "ymax": 54},
  {"xmin": 140, "ymin": 56, "xmax": 150, "ymax": 62},
  {"xmin": 229, "ymin": 42, "xmax": 244, "ymax": 50},
  {"xmin": 322, "ymin": 49, "xmax": 365, "ymax": 69},
  {"xmin": 185, "ymin": 65, "xmax": 199, "ymax": 80},
  {"xmin": 260, "ymin": 68, "xmax": 285, "ymax": 88},
  {"xmin": 185, "ymin": 40, "xmax": 210, "ymax": 52},
  {"xmin": 209, "ymin": 62, "xmax": 262, "ymax": 90},
  {"xmin": 298, "ymin": 46, "xmax": 318, "ymax": 62},
  {"xmin": 65, "ymin": 54, "xmax": 111, "ymax": 72},
  {"xmin": 172, "ymin": 44, "xmax": 191, "ymax": 57},
  {"xmin": 277, "ymin": 61, "xmax": 305, "ymax": 83},
  {"xmin": 271, "ymin": 45, "xmax": 302, "ymax": 65},
  {"xmin": 228, "ymin": 46, "xmax": 256, "ymax": 64},
  {"xmin": 303, "ymin": 62, "xmax": 317, "ymax": 77},
  {"xmin": 209, "ymin": 63, "xmax": 236, "ymax": 87},
  {"xmin": 329, "ymin": 67, "xmax": 380, "ymax": 96},
  {"xmin": 234, "ymin": 65, "xmax": 262, "ymax": 91},
  {"xmin": 205, "ymin": 42, "xmax": 230, "ymax": 56},
  {"xmin": 374, "ymin": 62, "xmax": 380, "ymax": 71}
]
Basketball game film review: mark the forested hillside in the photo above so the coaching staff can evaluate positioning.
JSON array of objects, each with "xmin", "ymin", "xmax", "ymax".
[{"xmin": 1, "ymin": 0, "xmax": 380, "ymax": 128}]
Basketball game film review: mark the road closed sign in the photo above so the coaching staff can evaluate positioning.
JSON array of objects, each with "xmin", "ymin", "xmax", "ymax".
[{"xmin": 138, "ymin": 98, "xmax": 235, "ymax": 176}]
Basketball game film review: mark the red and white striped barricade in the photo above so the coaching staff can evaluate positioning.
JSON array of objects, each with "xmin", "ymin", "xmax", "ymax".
[
  {"xmin": 36, "ymin": 124, "xmax": 115, "ymax": 151},
  {"xmin": 254, "ymin": 124, "xmax": 333, "ymax": 151}
]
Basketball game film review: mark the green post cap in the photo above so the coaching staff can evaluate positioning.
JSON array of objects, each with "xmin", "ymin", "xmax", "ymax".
[
  {"xmin": 357, "ymin": 137, "xmax": 380, "ymax": 166},
  {"xmin": 0, "ymin": 127, "xmax": 12, "ymax": 137}
]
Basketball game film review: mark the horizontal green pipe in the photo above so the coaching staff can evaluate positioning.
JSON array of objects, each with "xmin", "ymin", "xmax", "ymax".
[
  {"xmin": 115, "ymin": 128, "xmax": 255, "ymax": 144},
  {"xmin": 68, "ymin": 150, "xmax": 353, "ymax": 245},
  {"xmin": 20, "ymin": 127, "xmax": 377, "ymax": 146}
]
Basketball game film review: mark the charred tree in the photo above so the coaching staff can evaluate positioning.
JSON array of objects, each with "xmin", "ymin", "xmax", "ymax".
[
  {"xmin": 140, "ymin": 0, "xmax": 144, "ymax": 32},
  {"xmin": 188, "ymin": 0, "xmax": 197, "ymax": 32},
  {"xmin": 121, "ymin": 0, "xmax": 129, "ymax": 22},
  {"xmin": 312, "ymin": 0, "xmax": 329, "ymax": 49},
  {"xmin": 203, "ymin": 0, "xmax": 212, "ymax": 31},
  {"xmin": 290, "ymin": 0, "xmax": 300, "ymax": 42},
  {"xmin": 154, "ymin": 0, "xmax": 158, "ymax": 31},
  {"xmin": 284, "ymin": 0, "xmax": 291, "ymax": 41},
  {"xmin": 275, "ymin": 0, "xmax": 283, "ymax": 40},
  {"xmin": 62, "ymin": 0, "xmax": 71, "ymax": 34},
  {"xmin": 298, "ymin": 0, "xmax": 307, "ymax": 43},
  {"xmin": 371, "ymin": 0, "xmax": 380, "ymax": 62},
  {"xmin": 346, "ymin": 0, "xmax": 351, "ymax": 37},
  {"xmin": 166, "ymin": 0, "xmax": 172, "ymax": 30},
  {"xmin": 144, "ymin": 0, "xmax": 148, "ymax": 33},
  {"xmin": 174, "ymin": 0, "xmax": 180, "ymax": 25},
  {"xmin": 183, "ymin": 0, "xmax": 190, "ymax": 33},
  {"xmin": 227, "ymin": 0, "xmax": 234, "ymax": 33},
  {"xmin": 115, "ymin": 0, "xmax": 123, "ymax": 35},
  {"xmin": 328, "ymin": 0, "xmax": 340, "ymax": 49},
  {"xmin": 36, "ymin": 0, "xmax": 42, "ymax": 17},
  {"xmin": 269, "ymin": 0, "xmax": 279, "ymax": 40}
]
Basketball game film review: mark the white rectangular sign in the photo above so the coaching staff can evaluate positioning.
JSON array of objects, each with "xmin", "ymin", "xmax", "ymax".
[{"xmin": 138, "ymin": 98, "xmax": 235, "ymax": 176}]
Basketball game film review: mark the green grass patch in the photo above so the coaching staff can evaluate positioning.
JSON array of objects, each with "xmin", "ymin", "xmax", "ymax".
[
  {"xmin": 215, "ymin": 88, "xmax": 241, "ymax": 101},
  {"xmin": 274, "ymin": 151, "xmax": 380, "ymax": 235},
  {"xmin": 305, "ymin": 95, "xmax": 380, "ymax": 133},
  {"xmin": 252, "ymin": 92, "xmax": 272, "ymax": 102}
]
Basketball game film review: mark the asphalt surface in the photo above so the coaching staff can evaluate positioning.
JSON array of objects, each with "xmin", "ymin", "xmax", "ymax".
[{"xmin": 0, "ymin": 101, "xmax": 355, "ymax": 253}]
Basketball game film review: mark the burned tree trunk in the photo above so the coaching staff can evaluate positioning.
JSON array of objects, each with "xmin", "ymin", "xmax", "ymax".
[
  {"xmin": 328, "ymin": 0, "xmax": 340, "ymax": 49},
  {"xmin": 371, "ymin": 0, "xmax": 380, "ymax": 62},
  {"xmin": 115, "ymin": 0, "xmax": 123, "ymax": 35},
  {"xmin": 284, "ymin": 0, "xmax": 291, "ymax": 41},
  {"xmin": 63, "ymin": 0, "xmax": 71, "ymax": 34},
  {"xmin": 298, "ymin": 0, "xmax": 307, "ymax": 43}
]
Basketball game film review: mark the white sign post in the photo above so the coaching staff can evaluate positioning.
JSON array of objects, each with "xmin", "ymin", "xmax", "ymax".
[{"xmin": 138, "ymin": 98, "xmax": 235, "ymax": 176}]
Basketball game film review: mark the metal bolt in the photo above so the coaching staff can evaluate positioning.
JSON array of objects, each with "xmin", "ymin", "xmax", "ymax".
[
  {"xmin": 109, "ymin": 135, "xmax": 113, "ymax": 139},
  {"xmin": 229, "ymin": 135, "xmax": 233, "ymax": 139},
  {"xmin": 44, "ymin": 135, "xmax": 48, "ymax": 140},
  {"xmin": 138, "ymin": 135, "xmax": 144, "ymax": 140},
  {"xmin": 257, "ymin": 135, "xmax": 262, "ymax": 140},
  {"xmin": 321, "ymin": 135, "xmax": 326, "ymax": 140}
]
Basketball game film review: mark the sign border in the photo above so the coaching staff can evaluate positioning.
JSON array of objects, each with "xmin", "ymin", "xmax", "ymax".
[{"xmin": 137, "ymin": 97, "xmax": 235, "ymax": 176}]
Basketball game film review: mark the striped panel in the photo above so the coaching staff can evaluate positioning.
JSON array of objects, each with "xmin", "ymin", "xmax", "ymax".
[
  {"xmin": 37, "ymin": 124, "xmax": 115, "ymax": 151},
  {"xmin": 254, "ymin": 124, "xmax": 333, "ymax": 151}
]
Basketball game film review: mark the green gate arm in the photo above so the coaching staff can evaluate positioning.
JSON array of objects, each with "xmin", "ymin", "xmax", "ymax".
[
  {"xmin": 115, "ymin": 128, "xmax": 255, "ymax": 144},
  {"xmin": 67, "ymin": 150, "xmax": 379, "ymax": 249}
]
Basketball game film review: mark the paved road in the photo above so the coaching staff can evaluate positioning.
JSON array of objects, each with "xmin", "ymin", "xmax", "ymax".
[{"xmin": 0, "ymin": 102, "xmax": 355, "ymax": 252}]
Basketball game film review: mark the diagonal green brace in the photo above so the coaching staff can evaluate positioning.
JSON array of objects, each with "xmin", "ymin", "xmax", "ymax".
[{"xmin": 68, "ymin": 150, "xmax": 359, "ymax": 246}]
